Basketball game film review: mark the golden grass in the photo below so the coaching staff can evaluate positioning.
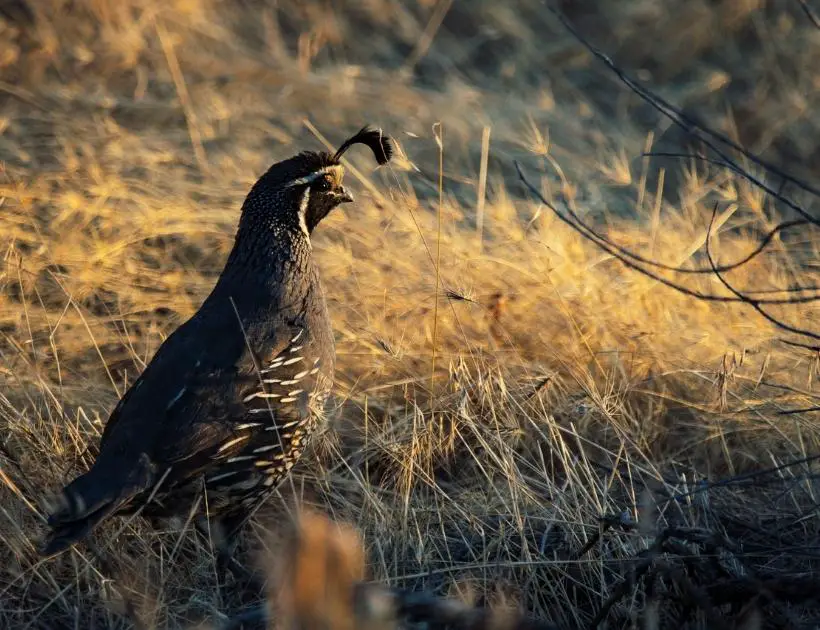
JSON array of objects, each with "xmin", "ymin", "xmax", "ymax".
[{"xmin": 1, "ymin": 0, "xmax": 819, "ymax": 627}]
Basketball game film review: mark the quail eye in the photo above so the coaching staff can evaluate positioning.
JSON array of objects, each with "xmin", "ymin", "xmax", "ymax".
[{"xmin": 314, "ymin": 178, "xmax": 332, "ymax": 192}]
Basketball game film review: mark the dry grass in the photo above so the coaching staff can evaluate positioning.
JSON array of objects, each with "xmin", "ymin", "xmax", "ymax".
[{"xmin": 1, "ymin": 0, "xmax": 820, "ymax": 628}]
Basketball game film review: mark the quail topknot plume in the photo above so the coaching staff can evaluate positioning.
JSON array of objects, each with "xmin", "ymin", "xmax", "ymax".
[{"xmin": 41, "ymin": 126, "xmax": 393, "ymax": 564}]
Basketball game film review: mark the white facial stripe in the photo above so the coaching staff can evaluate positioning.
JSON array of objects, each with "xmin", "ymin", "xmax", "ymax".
[
  {"xmin": 285, "ymin": 171, "xmax": 324, "ymax": 188},
  {"xmin": 283, "ymin": 166, "xmax": 343, "ymax": 189},
  {"xmin": 298, "ymin": 188, "xmax": 311, "ymax": 238}
]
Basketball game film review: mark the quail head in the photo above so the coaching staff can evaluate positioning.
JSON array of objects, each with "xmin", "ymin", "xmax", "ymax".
[{"xmin": 41, "ymin": 126, "xmax": 393, "ymax": 562}]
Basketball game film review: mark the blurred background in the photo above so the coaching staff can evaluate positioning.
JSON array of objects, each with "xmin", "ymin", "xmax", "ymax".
[{"xmin": 1, "ymin": 1, "xmax": 819, "ymax": 628}]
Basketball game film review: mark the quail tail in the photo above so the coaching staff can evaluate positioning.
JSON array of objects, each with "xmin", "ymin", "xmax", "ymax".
[
  {"xmin": 41, "ymin": 455, "xmax": 156, "ymax": 558},
  {"xmin": 42, "ymin": 499, "xmax": 125, "ymax": 558}
]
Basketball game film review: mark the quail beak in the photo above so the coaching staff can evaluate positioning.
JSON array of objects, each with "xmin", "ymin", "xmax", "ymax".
[{"xmin": 336, "ymin": 186, "xmax": 354, "ymax": 204}]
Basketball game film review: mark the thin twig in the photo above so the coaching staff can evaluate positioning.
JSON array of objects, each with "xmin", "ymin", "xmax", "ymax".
[
  {"xmin": 546, "ymin": 5, "xmax": 820, "ymax": 214},
  {"xmin": 155, "ymin": 19, "xmax": 209, "ymax": 176},
  {"xmin": 704, "ymin": 204, "xmax": 820, "ymax": 341},
  {"xmin": 431, "ymin": 123, "xmax": 444, "ymax": 398},
  {"xmin": 476, "ymin": 125, "xmax": 491, "ymax": 250},
  {"xmin": 514, "ymin": 163, "xmax": 819, "ymax": 306},
  {"xmin": 797, "ymin": 0, "xmax": 820, "ymax": 29}
]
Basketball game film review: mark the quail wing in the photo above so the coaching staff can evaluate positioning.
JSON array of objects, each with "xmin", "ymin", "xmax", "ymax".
[{"xmin": 42, "ymin": 311, "xmax": 311, "ymax": 556}]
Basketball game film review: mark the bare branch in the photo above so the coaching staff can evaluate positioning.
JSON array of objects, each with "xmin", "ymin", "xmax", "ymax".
[
  {"xmin": 704, "ymin": 204, "xmax": 820, "ymax": 342},
  {"xmin": 566, "ymin": 153, "xmax": 816, "ymax": 279},
  {"xmin": 797, "ymin": 0, "xmax": 820, "ymax": 29},
  {"xmin": 780, "ymin": 338, "xmax": 820, "ymax": 352},
  {"xmin": 778, "ymin": 406, "xmax": 820, "ymax": 415},
  {"xmin": 514, "ymin": 7, "xmax": 820, "ymax": 350},
  {"xmin": 514, "ymin": 163, "xmax": 820, "ymax": 306},
  {"xmin": 546, "ymin": 5, "xmax": 820, "ymax": 225}
]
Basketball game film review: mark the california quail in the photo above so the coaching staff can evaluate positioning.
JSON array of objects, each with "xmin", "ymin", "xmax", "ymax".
[{"xmin": 41, "ymin": 126, "xmax": 393, "ymax": 562}]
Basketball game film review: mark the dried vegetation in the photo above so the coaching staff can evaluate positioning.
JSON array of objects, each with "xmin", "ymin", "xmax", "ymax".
[{"xmin": 1, "ymin": 1, "xmax": 820, "ymax": 628}]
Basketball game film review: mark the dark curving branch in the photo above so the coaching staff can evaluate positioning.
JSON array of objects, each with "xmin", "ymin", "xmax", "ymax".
[
  {"xmin": 545, "ymin": 5, "xmax": 820, "ymax": 223},
  {"xmin": 513, "ymin": 6, "xmax": 820, "ymax": 350},
  {"xmin": 797, "ymin": 0, "xmax": 820, "ymax": 29},
  {"xmin": 702, "ymin": 204, "xmax": 820, "ymax": 342},
  {"xmin": 515, "ymin": 163, "xmax": 820, "ymax": 307}
]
